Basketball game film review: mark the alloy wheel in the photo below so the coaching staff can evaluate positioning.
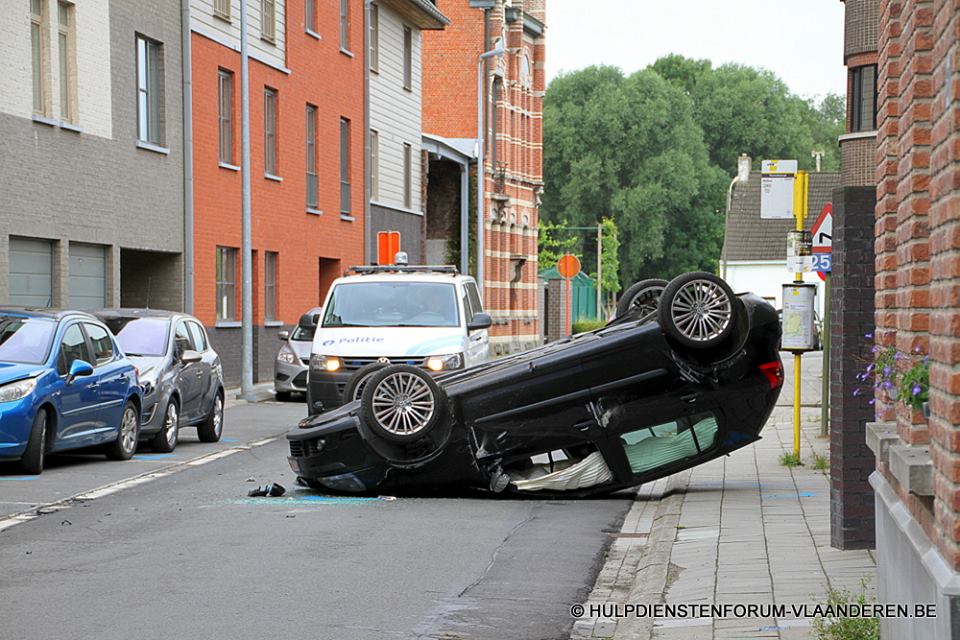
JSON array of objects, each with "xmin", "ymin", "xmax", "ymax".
[
  {"xmin": 164, "ymin": 403, "xmax": 179, "ymax": 448},
  {"xmin": 120, "ymin": 406, "xmax": 139, "ymax": 454},
  {"xmin": 371, "ymin": 371, "xmax": 436, "ymax": 437},
  {"xmin": 670, "ymin": 279, "xmax": 733, "ymax": 342}
]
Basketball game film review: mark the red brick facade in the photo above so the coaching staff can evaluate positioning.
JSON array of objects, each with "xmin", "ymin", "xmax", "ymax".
[
  {"xmin": 191, "ymin": 2, "xmax": 365, "ymax": 381},
  {"xmin": 423, "ymin": 0, "xmax": 545, "ymax": 354},
  {"xmin": 875, "ymin": 0, "xmax": 960, "ymax": 568}
]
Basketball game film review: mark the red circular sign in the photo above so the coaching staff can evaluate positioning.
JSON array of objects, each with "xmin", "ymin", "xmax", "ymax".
[{"xmin": 557, "ymin": 254, "xmax": 582, "ymax": 279}]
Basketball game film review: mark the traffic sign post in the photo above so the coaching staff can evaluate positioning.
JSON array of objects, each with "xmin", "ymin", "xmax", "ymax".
[
  {"xmin": 557, "ymin": 254, "xmax": 581, "ymax": 336},
  {"xmin": 811, "ymin": 203, "xmax": 834, "ymax": 437}
]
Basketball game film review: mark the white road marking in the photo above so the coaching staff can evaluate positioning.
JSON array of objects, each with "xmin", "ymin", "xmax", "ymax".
[{"xmin": 0, "ymin": 436, "xmax": 283, "ymax": 534}]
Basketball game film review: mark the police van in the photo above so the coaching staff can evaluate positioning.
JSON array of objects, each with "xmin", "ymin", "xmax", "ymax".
[{"xmin": 302, "ymin": 260, "xmax": 491, "ymax": 415}]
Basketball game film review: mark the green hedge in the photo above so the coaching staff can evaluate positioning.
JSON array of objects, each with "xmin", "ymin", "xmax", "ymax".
[{"xmin": 572, "ymin": 319, "xmax": 606, "ymax": 334}]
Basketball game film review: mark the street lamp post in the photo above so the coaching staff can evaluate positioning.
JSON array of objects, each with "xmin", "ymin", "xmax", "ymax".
[
  {"xmin": 239, "ymin": 0, "xmax": 253, "ymax": 399},
  {"xmin": 476, "ymin": 40, "xmax": 505, "ymax": 298},
  {"xmin": 720, "ymin": 154, "xmax": 752, "ymax": 280}
]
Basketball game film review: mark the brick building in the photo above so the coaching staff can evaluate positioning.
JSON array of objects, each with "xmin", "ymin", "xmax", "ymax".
[
  {"xmin": 0, "ymin": 0, "xmax": 185, "ymax": 312},
  {"xmin": 190, "ymin": 0, "xmax": 365, "ymax": 384},
  {"xmin": 862, "ymin": 1, "xmax": 960, "ymax": 636},
  {"xmin": 422, "ymin": 0, "xmax": 545, "ymax": 355}
]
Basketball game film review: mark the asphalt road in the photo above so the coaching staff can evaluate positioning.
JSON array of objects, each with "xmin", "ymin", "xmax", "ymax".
[{"xmin": 0, "ymin": 399, "xmax": 633, "ymax": 640}]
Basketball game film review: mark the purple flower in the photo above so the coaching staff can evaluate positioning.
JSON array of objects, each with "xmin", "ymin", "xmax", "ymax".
[
  {"xmin": 912, "ymin": 384, "xmax": 922, "ymax": 396},
  {"xmin": 914, "ymin": 346, "xmax": 921, "ymax": 354},
  {"xmin": 865, "ymin": 332, "xmax": 874, "ymax": 339},
  {"xmin": 853, "ymin": 388, "xmax": 862, "ymax": 396},
  {"xmin": 883, "ymin": 380, "xmax": 894, "ymax": 389},
  {"xmin": 872, "ymin": 346, "xmax": 880, "ymax": 354},
  {"xmin": 883, "ymin": 366, "xmax": 891, "ymax": 377},
  {"xmin": 869, "ymin": 399, "xmax": 876, "ymax": 405},
  {"xmin": 867, "ymin": 363, "xmax": 875, "ymax": 374},
  {"xmin": 894, "ymin": 352, "xmax": 902, "ymax": 361}
]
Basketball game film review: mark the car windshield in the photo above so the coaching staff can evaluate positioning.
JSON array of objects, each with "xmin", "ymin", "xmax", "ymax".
[
  {"xmin": 291, "ymin": 325, "xmax": 314, "ymax": 341},
  {"xmin": 322, "ymin": 282, "xmax": 460, "ymax": 328},
  {"xmin": 103, "ymin": 317, "xmax": 170, "ymax": 357},
  {"xmin": 0, "ymin": 316, "xmax": 56, "ymax": 364}
]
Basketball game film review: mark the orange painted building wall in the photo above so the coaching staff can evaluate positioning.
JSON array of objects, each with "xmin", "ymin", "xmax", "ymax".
[{"xmin": 191, "ymin": 1, "xmax": 365, "ymax": 382}]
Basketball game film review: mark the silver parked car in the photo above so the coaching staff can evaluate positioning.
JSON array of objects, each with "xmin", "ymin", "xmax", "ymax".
[
  {"xmin": 94, "ymin": 309, "xmax": 225, "ymax": 452},
  {"xmin": 274, "ymin": 306, "xmax": 321, "ymax": 401}
]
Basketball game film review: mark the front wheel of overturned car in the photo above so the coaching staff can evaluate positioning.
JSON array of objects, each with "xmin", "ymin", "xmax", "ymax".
[
  {"xmin": 344, "ymin": 362, "xmax": 389, "ymax": 404},
  {"xmin": 360, "ymin": 364, "xmax": 446, "ymax": 444},
  {"xmin": 616, "ymin": 278, "xmax": 669, "ymax": 319},
  {"xmin": 658, "ymin": 272, "xmax": 739, "ymax": 350},
  {"xmin": 106, "ymin": 402, "xmax": 140, "ymax": 460}
]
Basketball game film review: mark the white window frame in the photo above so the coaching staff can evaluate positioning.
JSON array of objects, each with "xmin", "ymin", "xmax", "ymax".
[
  {"xmin": 31, "ymin": 0, "xmax": 48, "ymax": 116},
  {"xmin": 306, "ymin": 104, "xmax": 317, "ymax": 208},
  {"xmin": 57, "ymin": 1, "xmax": 76, "ymax": 123},
  {"xmin": 264, "ymin": 87, "xmax": 278, "ymax": 176},
  {"xmin": 340, "ymin": 117, "xmax": 351, "ymax": 214},
  {"xmin": 370, "ymin": 129, "xmax": 379, "ymax": 201},
  {"xmin": 218, "ymin": 69, "xmax": 234, "ymax": 164},
  {"xmin": 264, "ymin": 251, "xmax": 278, "ymax": 321},
  {"xmin": 402, "ymin": 26, "xmax": 412, "ymax": 91},
  {"xmin": 136, "ymin": 35, "xmax": 162, "ymax": 145},
  {"xmin": 216, "ymin": 247, "xmax": 238, "ymax": 322},
  {"xmin": 214, "ymin": 0, "xmax": 231, "ymax": 21},
  {"xmin": 369, "ymin": 3, "xmax": 379, "ymax": 72},
  {"xmin": 339, "ymin": 0, "xmax": 350, "ymax": 52},
  {"xmin": 261, "ymin": 0, "xmax": 276, "ymax": 44}
]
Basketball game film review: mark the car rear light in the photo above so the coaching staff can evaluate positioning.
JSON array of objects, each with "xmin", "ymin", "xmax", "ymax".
[{"xmin": 759, "ymin": 361, "xmax": 784, "ymax": 389}]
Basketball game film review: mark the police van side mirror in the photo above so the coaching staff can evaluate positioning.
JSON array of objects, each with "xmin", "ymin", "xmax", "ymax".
[{"xmin": 467, "ymin": 313, "xmax": 492, "ymax": 331}]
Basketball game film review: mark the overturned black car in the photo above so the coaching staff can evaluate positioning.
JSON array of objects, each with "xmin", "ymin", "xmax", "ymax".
[{"xmin": 287, "ymin": 272, "xmax": 784, "ymax": 497}]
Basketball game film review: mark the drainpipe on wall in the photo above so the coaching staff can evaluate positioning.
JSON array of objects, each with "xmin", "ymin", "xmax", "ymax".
[
  {"xmin": 363, "ymin": 0, "xmax": 372, "ymax": 265},
  {"xmin": 181, "ymin": 0, "xmax": 194, "ymax": 313}
]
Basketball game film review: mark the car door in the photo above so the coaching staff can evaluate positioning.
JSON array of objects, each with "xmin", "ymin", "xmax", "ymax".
[
  {"xmin": 53, "ymin": 323, "xmax": 104, "ymax": 448},
  {"xmin": 186, "ymin": 320, "xmax": 215, "ymax": 416},
  {"xmin": 83, "ymin": 322, "xmax": 132, "ymax": 443},
  {"xmin": 173, "ymin": 320, "xmax": 202, "ymax": 421},
  {"xmin": 463, "ymin": 281, "xmax": 489, "ymax": 366}
]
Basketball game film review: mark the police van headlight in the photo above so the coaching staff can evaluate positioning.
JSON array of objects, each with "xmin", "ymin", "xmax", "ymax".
[
  {"xmin": 310, "ymin": 354, "xmax": 342, "ymax": 373},
  {"xmin": 425, "ymin": 353, "xmax": 463, "ymax": 372}
]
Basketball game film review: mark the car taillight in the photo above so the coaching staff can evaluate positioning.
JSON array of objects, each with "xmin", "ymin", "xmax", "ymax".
[{"xmin": 759, "ymin": 361, "xmax": 783, "ymax": 389}]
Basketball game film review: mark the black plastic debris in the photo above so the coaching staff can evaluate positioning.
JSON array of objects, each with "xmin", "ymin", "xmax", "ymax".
[{"xmin": 248, "ymin": 483, "xmax": 286, "ymax": 498}]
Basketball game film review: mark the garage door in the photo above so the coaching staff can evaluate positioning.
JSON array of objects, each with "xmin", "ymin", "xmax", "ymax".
[
  {"xmin": 9, "ymin": 237, "xmax": 53, "ymax": 307},
  {"xmin": 69, "ymin": 243, "xmax": 106, "ymax": 310}
]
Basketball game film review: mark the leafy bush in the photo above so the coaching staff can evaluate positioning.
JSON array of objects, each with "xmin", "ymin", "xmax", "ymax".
[
  {"xmin": 572, "ymin": 319, "xmax": 606, "ymax": 334},
  {"xmin": 812, "ymin": 582, "xmax": 880, "ymax": 640}
]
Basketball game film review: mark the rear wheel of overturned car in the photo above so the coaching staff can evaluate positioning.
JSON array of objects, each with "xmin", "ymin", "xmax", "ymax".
[
  {"xmin": 344, "ymin": 362, "xmax": 389, "ymax": 403},
  {"xmin": 151, "ymin": 399, "xmax": 179, "ymax": 453},
  {"xmin": 274, "ymin": 390, "xmax": 292, "ymax": 402},
  {"xmin": 616, "ymin": 278, "xmax": 669, "ymax": 319},
  {"xmin": 360, "ymin": 364, "xmax": 445, "ymax": 444},
  {"xmin": 106, "ymin": 401, "xmax": 140, "ymax": 460},
  {"xmin": 20, "ymin": 408, "xmax": 49, "ymax": 474},
  {"xmin": 658, "ymin": 272, "xmax": 738, "ymax": 350}
]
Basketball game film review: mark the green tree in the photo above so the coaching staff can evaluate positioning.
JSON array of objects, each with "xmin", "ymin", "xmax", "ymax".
[
  {"xmin": 537, "ymin": 219, "xmax": 579, "ymax": 272},
  {"xmin": 542, "ymin": 66, "xmax": 724, "ymax": 286}
]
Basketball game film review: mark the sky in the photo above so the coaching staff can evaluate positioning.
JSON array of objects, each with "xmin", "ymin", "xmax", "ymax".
[{"xmin": 544, "ymin": 0, "xmax": 846, "ymax": 101}]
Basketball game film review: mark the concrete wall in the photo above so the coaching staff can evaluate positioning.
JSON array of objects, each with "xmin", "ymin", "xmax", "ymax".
[{"xmin": 0, "ymin": 0, "xmax": 184, "ymax": 308}]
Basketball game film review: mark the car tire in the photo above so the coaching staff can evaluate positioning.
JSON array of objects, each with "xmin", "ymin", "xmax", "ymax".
[
  {"xmin": 275, "ymin": 391, "xmax": 292, "ymax": 402},
  {"xmin": 344, "ymin": 362, "xmax": 389, "ymax": 404},
  {"xmin": 658, "ymin": 272, "xmax": 739, "ymax": 350},
  {"xmin": 360, "ymin": 365, "xmax": 446, "ymax": 444},
  {"xmin": 151, "ymin": 399, "xmax": 179, "ymax": 453},
  {"xmin": 616, "ymin": 278, "xmax": 668, "ymax": 319},
  {"xmin": 197, "ymin": 390, "xmax": 224, "ymax": 443},
  {"xmin": 20, "ymin": 408, "xmax": 49, "ymax": 475},
  {"xmin": 106, "ymin": 401, "xmax": 140, "ymax": 461}
]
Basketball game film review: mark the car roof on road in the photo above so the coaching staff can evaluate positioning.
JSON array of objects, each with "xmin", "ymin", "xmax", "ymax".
[{"xmin": 0, "ymin": 307, "xmax": 99, "ymax": 321}]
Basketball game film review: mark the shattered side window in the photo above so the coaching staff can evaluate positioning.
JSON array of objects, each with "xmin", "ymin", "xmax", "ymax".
[{"xmin": 621, "ymin": 413, "xmax": 719, "ymax": 475}]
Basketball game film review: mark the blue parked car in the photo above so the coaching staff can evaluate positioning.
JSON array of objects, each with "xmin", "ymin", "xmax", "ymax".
[{"xmin": 0, "ymin": 308, "xmax": 142, "ymax": 474}]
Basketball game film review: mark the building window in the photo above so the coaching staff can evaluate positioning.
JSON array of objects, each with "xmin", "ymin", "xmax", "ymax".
[
  {"xmin": 31, "ymin": 0, "xmax": 47, "ymax": 115},
  {"xmin": 264, "ymin": 88, "xmax": 277, "ymax": 176},
  {"xmin": 340, "ymin": 117, "xmax": 351, "ymax": 214},
  {"xmin": 216, "ymin": 247, "xmax": 237, "ymax": 322},
  {"xmin": 218, "ymin": 69, "xmax": 233, "ymax": 164},
  {"xmin": 261, "ymin": 0, "xmax": 276, "ymax": 43},
  {"xmin": 264, "ymin": 251, "xmax": 278, "ymax": 321},
  {"xmin": 214, "ymin": 0, "xmax": 231, "ymax": 21},
  {"xmin": 305, "ymin": 0, "xmax": 316, "ymax": 34},
  {"xmin": 339, "ymin": 0, "xmax": 350, "ymax": 52},
  {"xmin": 306, "ymin": 104, "xmax": 317, "ymax": 208},
  {"xmin": 402, "ymin": 26, "xmax": 412, "ymax": 91},
  {"xmin": 370, "ymin": 129, "xmax": 379, "ymax": 200},
  {"xmin": 403, "ymin": 143, "xmax": 412, "ymax": 209},
  {"xmin": 57, "ymin": 2, "xmax": 76, "ymax": 122},
  {"xmin": 850, "ymin": 65, "xmax": 877, "ymax": 133},
  {"xmin": 369, "ymin": 3, "xmax": 379, "ymax": 72},
  {"xmin": 136, "ymin": 35, "xmax": 162, "ymax": 145}
]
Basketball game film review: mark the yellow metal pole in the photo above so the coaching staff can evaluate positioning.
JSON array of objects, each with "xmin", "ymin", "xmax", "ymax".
[{"xmin": 792, "ymin": 171, "xmax": 808, "ymax": 459}]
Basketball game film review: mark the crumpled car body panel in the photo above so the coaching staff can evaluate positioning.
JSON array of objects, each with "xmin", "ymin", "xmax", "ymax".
[{"xmin": 287, "ymin": 293, "xmax": 783, "ymax": 497}]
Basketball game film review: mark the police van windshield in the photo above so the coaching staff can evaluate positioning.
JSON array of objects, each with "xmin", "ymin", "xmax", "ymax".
[{"xmin": 322, "ymin": 282, "xmax": 460, "ymax": 328}]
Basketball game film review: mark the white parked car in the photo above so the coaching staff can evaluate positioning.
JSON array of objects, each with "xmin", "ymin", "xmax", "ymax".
[{"xmin": 303, "ymin": 264, "xmax": 492, "ymax": 415}]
